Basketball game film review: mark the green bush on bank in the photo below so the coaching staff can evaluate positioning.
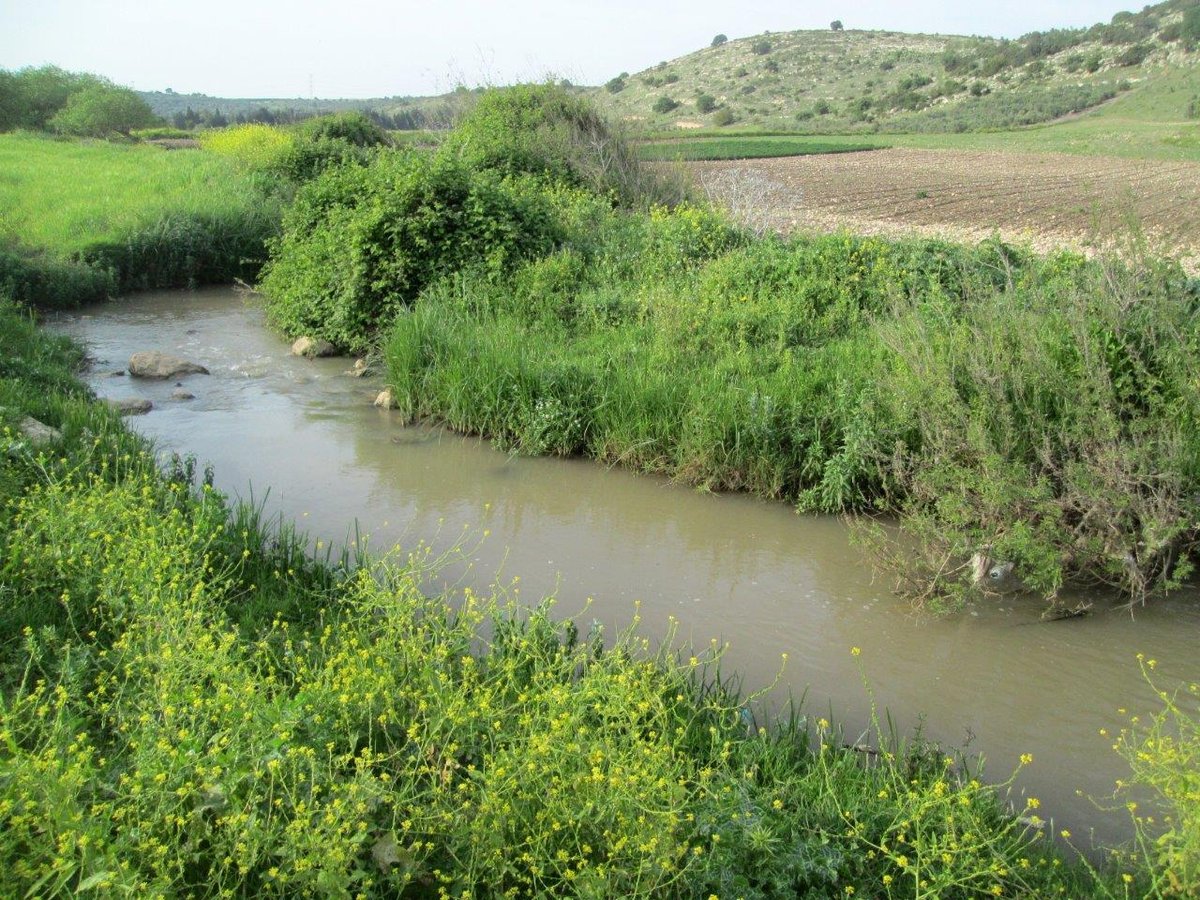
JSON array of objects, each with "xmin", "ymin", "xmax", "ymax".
[
  {"xmin": 259, "ymin": 151, "xmax": 564, "ymax": 352},
  {"xmin": 439, "ymin": 83, "xmax": 688, "ymax": 207}
]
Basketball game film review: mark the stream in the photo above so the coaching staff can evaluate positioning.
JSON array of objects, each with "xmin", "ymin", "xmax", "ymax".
[{"xmin": 50, "ymin": 285, "xmax": 1200, "ymax": 852}]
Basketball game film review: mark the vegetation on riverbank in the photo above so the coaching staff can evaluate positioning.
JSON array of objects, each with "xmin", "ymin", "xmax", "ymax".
[
  {"xmin": 244, "ymin": 82, "xmax": 1200, "ymax": 610},
  {"xmin": 1, "ymin": 297, "xmax": 1132, "ymax": 897}
]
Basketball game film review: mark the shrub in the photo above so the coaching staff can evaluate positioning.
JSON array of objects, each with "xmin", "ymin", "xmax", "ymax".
[
  {"xmin": 711, "ymin": 33, "xmax": 728, "ymax": 47},
  {"xmin": 751, "ymin": 39, "xmax": 772, "ymax": 55},
  {"xmin": 1117, "ymin": 658, "xmax": 1200, "ymax": 897},
  {"xmin": 1116, "ymin": 42, "xmax": 1152, "ymax": 66},
  {"xmin": 1184, "ymin": 5, "xmax": 1200, "ymax": 48},
  {"xmin": 712, "ymin": 108, "xmax": 735, "ymax": 126},
  {"xmin": 439, "ymin": 83, "xmax": 659, "ymax": 205},
  {"xmin": 652, "ymin": 95, "xmax": 679, "ymax": 114},
  {"xmin": 259, "ymin": 152, "xmax": 561, "ymax": 351},
  {"xmin": 696, "ymin": 94, "xmax": 717, "ymax": 113},
  {"xmin": 296, "ymin": 110, "xmax": 390, "ymax": 148},
  {"xmin": 605, "ymin": 76, "xmax": 626, "ymax": 93},
  {"xmin": 48, "ymin": 83, "xmax": 157, "ymax": 137}
]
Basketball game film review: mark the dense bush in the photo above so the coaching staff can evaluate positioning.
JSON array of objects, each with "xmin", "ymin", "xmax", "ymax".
[
  {"xmin": 47, "ymin": 83, "xmax": 156, "ymax": 136},
  {"xmin": 0, "ymin": 65, "xmax": 111, "ymax": 131},
  {"xmin": 0, "ymin": 241, "xmax": 116, "ymax": 307},
  {"xmin": 259, "ymin": 152, "xmax": 561, "ymax": 351},
  {"xmin": 887, "ymin": 82, "xmax": 1119, "ymax": 132},
  {"xmin": 438, "ymin": 83, "xmax": 671, "ymax": 205},
  {"xmin": 1116, "ymin": 42, "xmax": 1153, "ymax": 66},
  {"xmin": 652, "ymin": 95, "xmax": 680, "ymax": 114}
]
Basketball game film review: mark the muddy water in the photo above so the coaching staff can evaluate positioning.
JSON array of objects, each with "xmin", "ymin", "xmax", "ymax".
[{"xmin": 52, "ymin": 286, "xmax": 1200, "ymax": 850}]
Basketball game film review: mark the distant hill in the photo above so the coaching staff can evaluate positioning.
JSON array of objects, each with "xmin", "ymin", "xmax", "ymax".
[{"xmin": 590, "ymin": 0, "xmax": 1200, "ymax": 131}]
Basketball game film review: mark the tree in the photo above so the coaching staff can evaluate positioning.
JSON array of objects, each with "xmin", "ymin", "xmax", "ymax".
[
  {"xmin": 48, "ymin": 83, "xmax": 157, "ymax": 136},
  {"xmin": 1184, "ymin": 6, "xmax": 1200, "ymax": 49},
  {"xmin": 652, "ymin": 96, "xmax": 679, "ymax": 114},
  {"xmin": 711, "ymin": 34, "xmax": 728, "ymax": 47},
  {"xmin": 696, "ymin": 94, "xmax": 717, "ymax": 113},
  {"xmin": 831, "ymin": 20, "xmax": 844, "ymax": 32}
]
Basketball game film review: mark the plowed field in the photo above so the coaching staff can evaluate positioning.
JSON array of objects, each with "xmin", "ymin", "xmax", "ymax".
[{"xmin": 690, "ymin": 148, "xmax": 1200, "ymax": 271}]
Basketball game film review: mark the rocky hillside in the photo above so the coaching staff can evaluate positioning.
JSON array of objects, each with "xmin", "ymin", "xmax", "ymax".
[{"xmin": 591, "ymin": 0, "xmax": 1200, "ymax": 131}]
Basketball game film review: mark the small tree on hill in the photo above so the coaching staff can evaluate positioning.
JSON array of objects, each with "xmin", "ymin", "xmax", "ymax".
[
  {"xmin": 711, "ymin": 34, "xmax": 728, "ymax": 47},
  {"xmin": 696, "ymin": 94, "xmax": 717, "ymax": 113},
  {"xmin": 1183, "ymin": 6, "xmax": 1200, "ymax": 49},
  {"xmin": 652, "ymin": 95, "xmax": 679, "ymax": 114},
  {"xmin": 831, "ymin": 20, "xmax": 844, "ymax": 32}
]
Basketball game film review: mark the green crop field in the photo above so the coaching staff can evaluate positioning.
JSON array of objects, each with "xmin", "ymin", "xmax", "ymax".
[{"xmin": 636, "ymin": 134, "xmax": 883, "ymax": 160}]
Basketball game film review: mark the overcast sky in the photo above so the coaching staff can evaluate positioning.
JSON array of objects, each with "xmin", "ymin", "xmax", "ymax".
[{"xmin": 1, "ymin": 1, "xmax": 1142, "ymax": 99}]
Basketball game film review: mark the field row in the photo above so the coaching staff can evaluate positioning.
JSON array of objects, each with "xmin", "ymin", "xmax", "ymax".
[{"xmin": 691, "ymin": 148, "xmax": 1200, "ymax": 269}]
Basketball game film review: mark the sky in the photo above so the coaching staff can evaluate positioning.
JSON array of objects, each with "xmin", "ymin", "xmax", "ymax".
[{"xmin": 1, "ymin": 1, "xmax": 1145, "ymax": 99}]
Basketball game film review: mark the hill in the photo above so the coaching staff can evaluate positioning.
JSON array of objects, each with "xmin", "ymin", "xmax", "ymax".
[{"xmin": 591, "ymin": 0, "xmax": 1200, "ymax": 131}]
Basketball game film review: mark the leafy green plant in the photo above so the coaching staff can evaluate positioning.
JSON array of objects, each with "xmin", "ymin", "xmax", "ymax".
[
  {"xmin": 1115, "ymin": 656, "xmax": 1200, "ymax": 896},
  {"xmin": 259, "ymin": 152, "xmax": 560, "ymax": 351},
  {"xmin": 48, "ymin": 83, "xmax": 157, "ymax": 137}
]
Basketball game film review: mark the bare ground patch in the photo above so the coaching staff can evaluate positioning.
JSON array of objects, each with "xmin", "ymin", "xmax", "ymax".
[{"xmin": 689, "ymin": 148, "xmax": 1200, "ymax": 272}]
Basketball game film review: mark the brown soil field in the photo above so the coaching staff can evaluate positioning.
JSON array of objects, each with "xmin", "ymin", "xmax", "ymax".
[{"xmin": 689, "ymin": 149, "xmax": 1200, "ymax": 272}]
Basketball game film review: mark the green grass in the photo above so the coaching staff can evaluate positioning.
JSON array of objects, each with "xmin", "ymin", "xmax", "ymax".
[
  {"xmin": 0, "ymin": 132, "xmax": 281, "ymax": 304},
  {"xmin": 0, "ymin": 132, "xmax": 272, "ymax": 255},
  {"xmin": 636, "ymin": 135, "xmax": 883, "ymax": 161}
]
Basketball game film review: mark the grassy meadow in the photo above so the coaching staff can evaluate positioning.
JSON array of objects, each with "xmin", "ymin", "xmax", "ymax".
[
  {"xmin": 2, "ymin": 76, "xmax": 1200, "ymax": 895},
  {"xmin": 0, "ymin": 132, "xmax": 281, "ymax": 305}
]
